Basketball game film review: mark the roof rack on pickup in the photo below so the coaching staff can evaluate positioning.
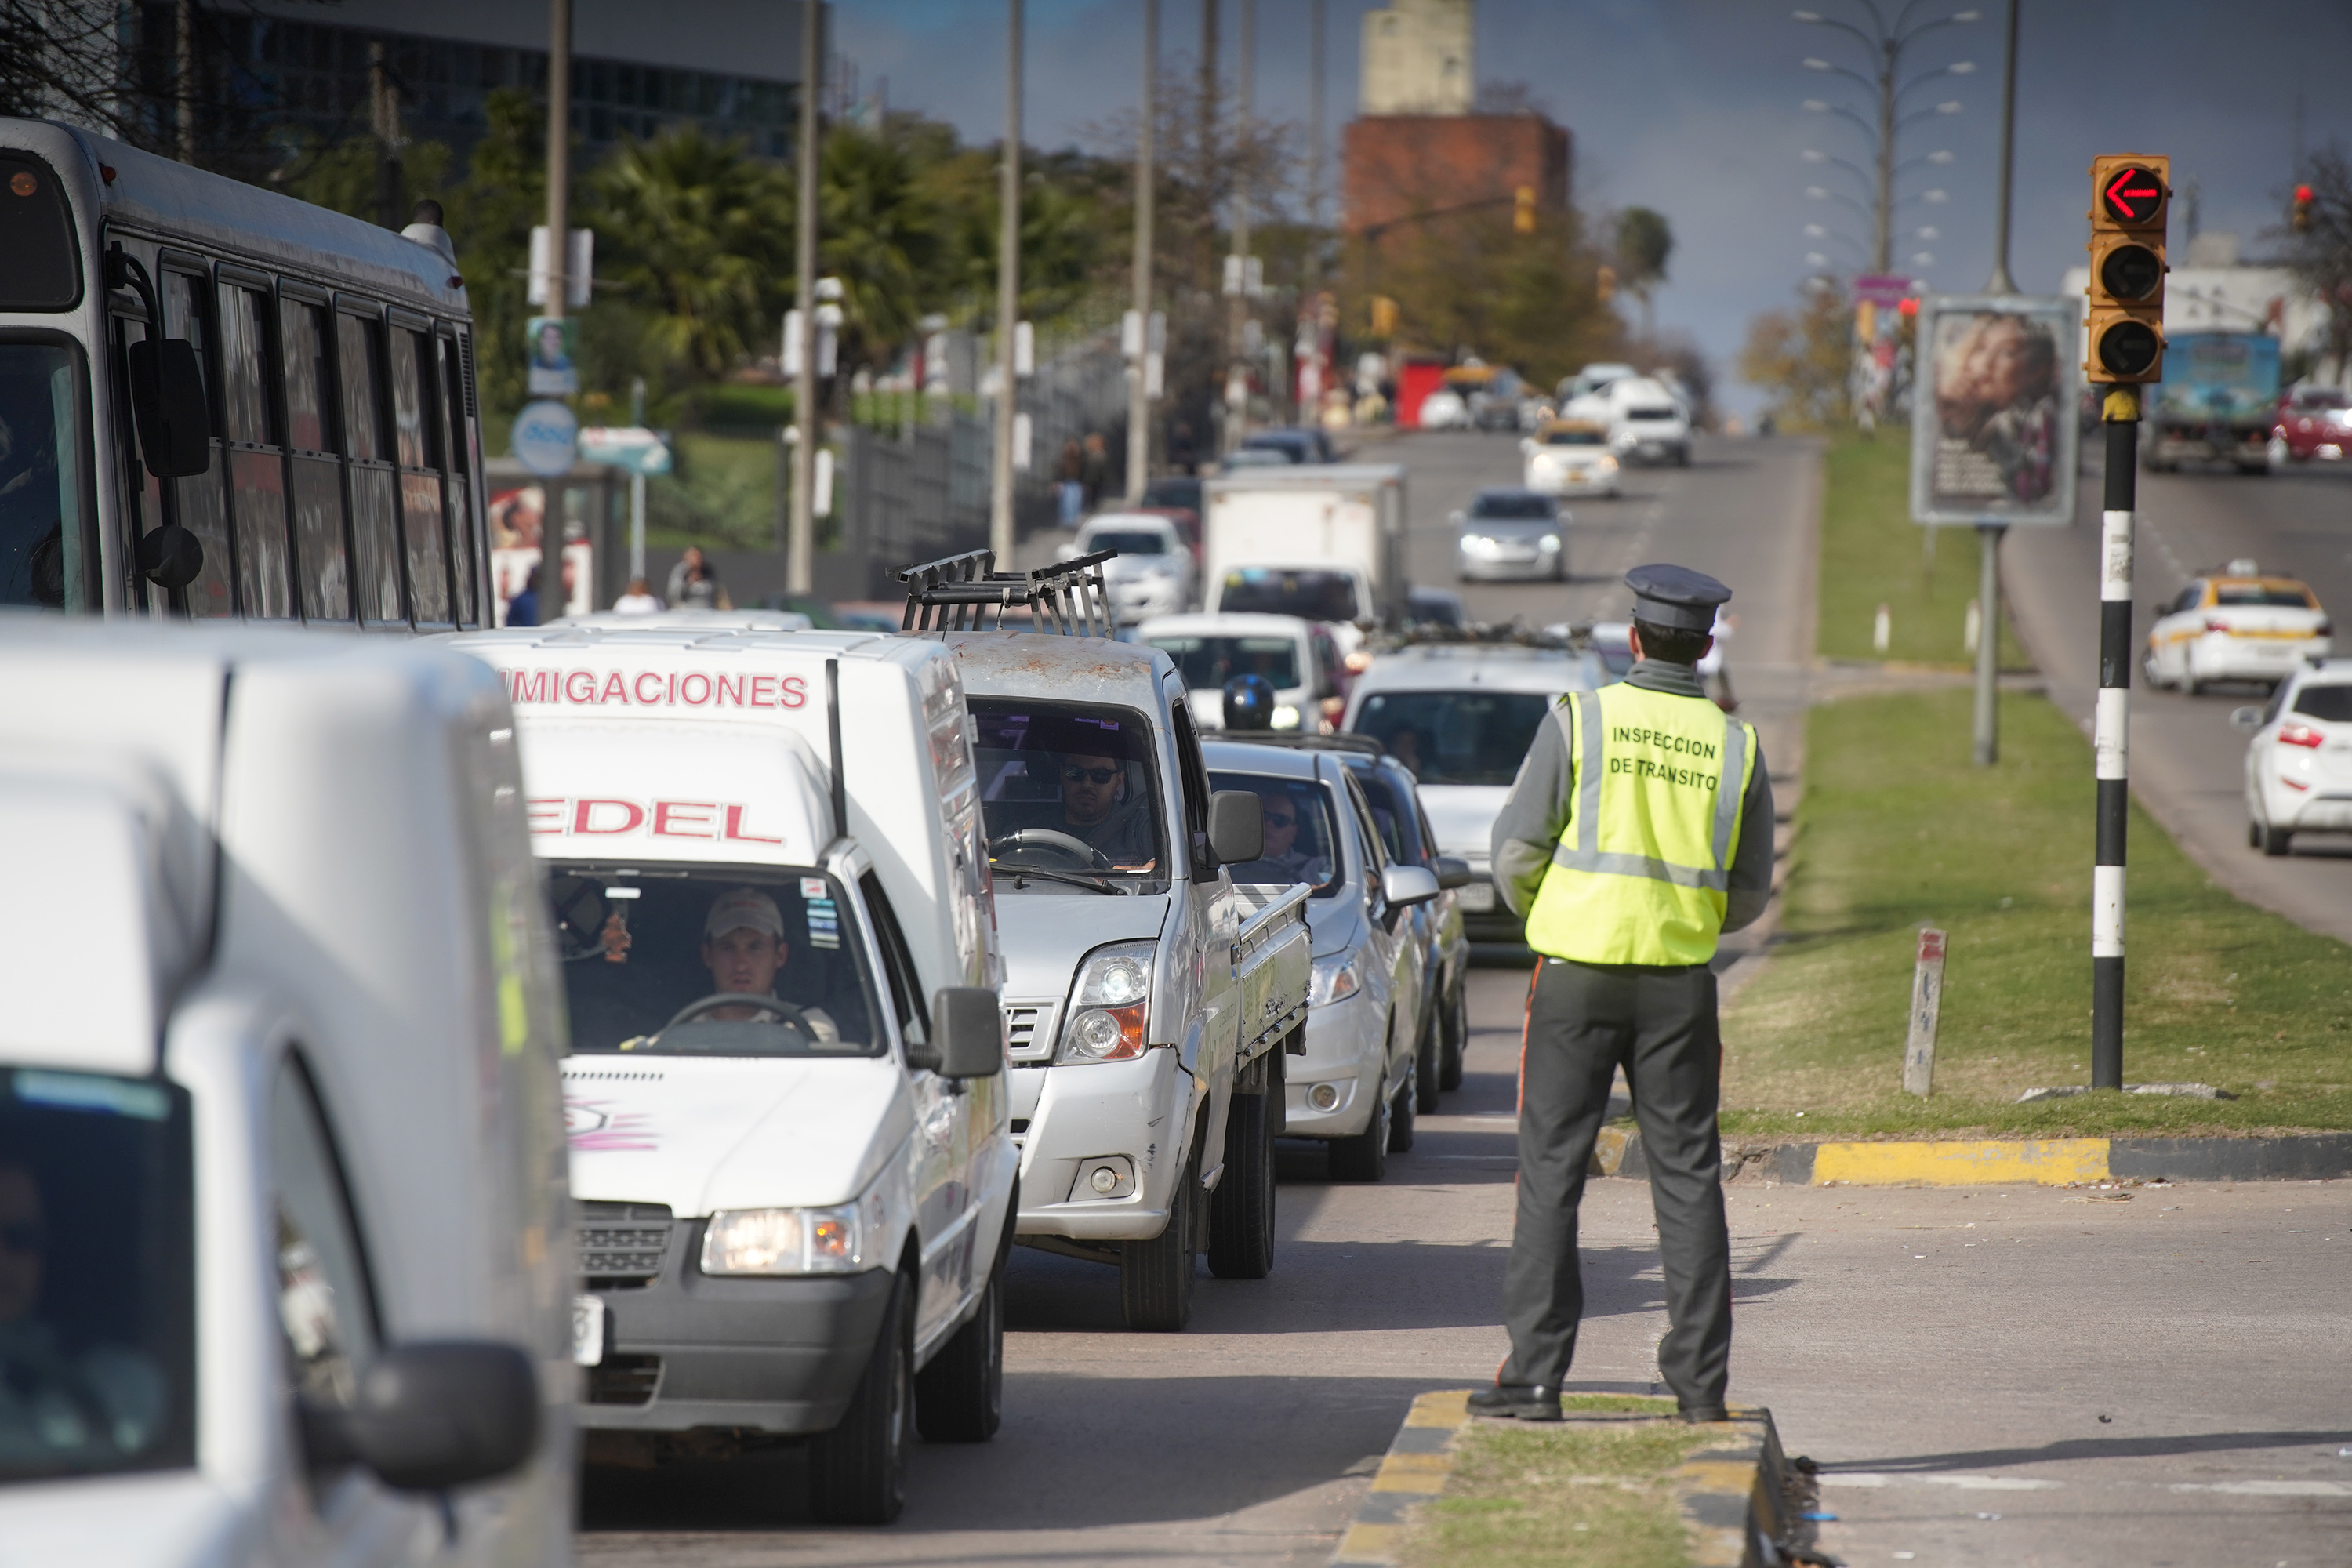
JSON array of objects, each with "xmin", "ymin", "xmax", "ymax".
[
  {"xmin": 897, "ymin": 549, "xmax": 1118, "ymax": 636},
  {"xmin": 1365, "ymin": 620, "xmax": 1579, "ymax": 655}
]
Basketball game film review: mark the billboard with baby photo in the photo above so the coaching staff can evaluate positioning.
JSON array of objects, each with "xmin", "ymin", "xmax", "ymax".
[{"xmin": 1909, "ymin": 295, "xmax": 2081, "ymax": 528}]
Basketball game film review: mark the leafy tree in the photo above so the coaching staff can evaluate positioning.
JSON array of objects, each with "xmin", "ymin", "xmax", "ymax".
[
  {"xmin": 1613, "ymin": 206, "xmax": 1673, "ymax": 342},
  {"xmin": 1739, "ymin": 281, "xmax": 1853, "ymax": 430},
  {"xmin": 440, "ymin": 89, "xmax": 547, "ymax": 416},
  {"xmin": 812, "ymin": 124, "xmax": 945, "ymax": 368}
]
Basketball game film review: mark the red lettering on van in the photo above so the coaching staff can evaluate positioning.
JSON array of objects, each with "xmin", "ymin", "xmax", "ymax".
[
  {"xmin": 716, "ymin": 673, "xmax": 745, "ymax": 706},
  {"xmin": 633, "ymin": 671, "xmax": 666, "ymax": 704},
  {"xmin": 525, "ymin": 797, "xmax": 565, "ymax": 833},
  {"xmin": 680, "ymin": 672, "xmax": 712, "ymax": 705},
  {"xmin": 509, "ymin": 669, "xmax": 553, "ymax": 704},
  {"xmin": 573, "ymin": 799, "xmax": 646, "ymax": 834},
  {"xmin": 750, "ymin": 674, "xmax": 776, "ymax": 706},
  {"xmin": 598, "ymin": 672, "xmax": 629, "ymax": 705},
  {"xmin": 564, "ymin": 670, "xmax": 597, "ymax": 703},
  {"xmin": 652, "ymin": 800, "xmax": 717, "ymax": 838},
  {"xmin": 724, "ymin": 804, "xmax": 782, "ymax": 844},
  {"xmin": 779, "ymin": 674, "xmax": 807, "ymax": 709}
]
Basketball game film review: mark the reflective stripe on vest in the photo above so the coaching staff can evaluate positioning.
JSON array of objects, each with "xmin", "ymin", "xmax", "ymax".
[{"xmin": 1523, "ymin": 683, "xmax": 1754, "ymax": 966}]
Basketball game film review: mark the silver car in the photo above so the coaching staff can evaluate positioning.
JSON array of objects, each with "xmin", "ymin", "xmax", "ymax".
[
  {"xmin": 1202, "ymin": 740, "xmax": 1439, "ymax": 1181},
  {"xmin": 1454, "ymin": 488, "xmax": 1569, "ymax": 583}
]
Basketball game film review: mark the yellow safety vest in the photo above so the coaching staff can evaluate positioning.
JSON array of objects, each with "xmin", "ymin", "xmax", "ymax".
[{"xmin": 1523, "ymin": 682, "xmax": 1756, "ymax": 966}]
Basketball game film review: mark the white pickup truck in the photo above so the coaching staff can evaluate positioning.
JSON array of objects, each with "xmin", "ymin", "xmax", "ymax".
[
  {"xmin": 448, "ymin": 619, "xmax": 1016, "ymax": 1525},
  {"xmin": 901, "ymin": 553, "xmax": 1312, "ymax": 1333},
  {"xmin": 0, "ymin": 620, "xmax": 570, "ymax": 1567}
]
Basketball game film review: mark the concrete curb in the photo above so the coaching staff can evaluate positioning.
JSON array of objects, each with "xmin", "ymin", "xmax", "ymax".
[
  {"xmin": 1328, "ymin": 1390, "xmax": 1794, "ymax": 1568},
  {"xmin": 1596, "ymin": 1129, "xmax": 2352, "ymax": 1185}
]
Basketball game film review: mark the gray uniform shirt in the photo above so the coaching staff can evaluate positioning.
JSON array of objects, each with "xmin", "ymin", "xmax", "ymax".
[{"xmin": 1489, "ymin": 660, "xmax": 1775, "ymax": 937}]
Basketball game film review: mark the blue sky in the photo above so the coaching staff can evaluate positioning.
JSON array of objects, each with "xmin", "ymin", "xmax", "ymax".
[{"xmin": 835, "ymin": 1, "xmax": 2352, "ymax": 414}]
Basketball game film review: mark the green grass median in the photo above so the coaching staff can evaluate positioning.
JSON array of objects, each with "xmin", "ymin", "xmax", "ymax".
[
  {"xmin": 1720, "ymin": 687, "xmax": 2352, "ymax": 1138},
  {"xmin": 1814, "ymin": 433, "xmax": 2031, "ymax": 668},
  {"xmin": 1401, "ymin": 1398, "xmax": 1705, "ymax": 1568}
]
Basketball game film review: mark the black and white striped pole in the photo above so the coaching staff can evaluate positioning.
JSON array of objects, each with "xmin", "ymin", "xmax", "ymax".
[
  {"xmin": 2082, "ymin": 154, "xmax": 2169, "ymax": 1091},
  {"xmin": 2092, "ymin": 388, "xmax": 2137, "ymax": 1089}
]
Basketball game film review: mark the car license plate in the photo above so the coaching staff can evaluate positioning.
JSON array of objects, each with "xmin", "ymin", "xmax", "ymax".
[
  {"xmin": 573, "ymin": 1294, "xmax": 605, "ymax": 1367},
  {"xmin": 1458, "ymin": 881, "xmax": 1496, "ymax": 913}
]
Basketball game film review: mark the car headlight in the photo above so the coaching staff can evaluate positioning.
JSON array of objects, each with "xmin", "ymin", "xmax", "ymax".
[
  {"xmin": 1596, "ymin": 454, "xmax": 1619, "ymax": 472},
  {"xmin": 1058, "ymin": 940, "xmax": 1156, "ymax": 1062},
  {"xmin": 1309, "ymin": 951, "xmax": 1361, "ymax": 1007},
  {"xmin": 1272, "ymin": 703, "xmax": 1301, "ymax": 729},
  {"xmin": 702, "ymin": 1201, "xmax": 865, "ymax": 1276},
  {"xmin": 1538, "ymin": 535, "xmax": 1561, "ymax": 552}
]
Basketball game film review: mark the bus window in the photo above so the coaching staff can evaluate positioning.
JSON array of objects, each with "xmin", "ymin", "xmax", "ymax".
[
  {"xmin": 219, "ymin": 285, "xmax": 292, "ymax": 620},
  {"xmin": 161, "ymin": 269, "xmax": 231, "ymax": 619},
  {"xmin": 0, "ymin": 341, "xmax": 88, "ymax": 608},
  {"xmin": 390, "ymin": 327, "xmax": 448, "ymax": 624},
  {"xmin": 0, "ymin": 154, "xmax": 80, "ymax": 311},
  {"xmin": 336, "ymin": 311, "xmax": 401, "ymax": 625},
  {"xmin": 281, "ymin": 299, "xmax": 349, "ymax": 622},
  {"xmin": 440, "ymin": 332, "xmax": 477, "ymax": 626}
]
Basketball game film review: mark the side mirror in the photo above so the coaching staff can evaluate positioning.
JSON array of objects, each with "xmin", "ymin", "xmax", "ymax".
[
  {"xmin": 1432, "ymin": 855, "xmax": 1472, "ymax": 891},
  {"xmin": 307, "ymin": 1341, "xmax": 539, "ymax": 1492},
  {"xmin": 1207, "ymin": 789, "xmax": 1263, "ymax": 864},
  {"xmin": 2230, "ymin": 706, "xmax": 2265, "ymax": 732},
  {"xmin": 127, "ymin": 336, "xmax": 212, "ymax": 478},
  {"xmin": 1381, "ymin": 864, "xmax": 1441, "ymax": 909},
  {"xmin": 919, "ymin": 987, "xmax": 1004, "ymax": 1078}
]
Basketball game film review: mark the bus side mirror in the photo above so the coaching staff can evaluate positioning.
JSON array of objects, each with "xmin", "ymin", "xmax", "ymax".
[
  {"xmin": 1208, "ymin": 789, "xmax": 1263, "ymax": 865},
  {"xmin": 127, "ymin": 337, "xmax": 212, "ymax": 478},
  {"xmin": 136, "ymin": 524, "xmax": 204, "ymax": 590},
  {"xmin": 924, "ymin": 987, "xmax": 1004, "ymax": 1079}
]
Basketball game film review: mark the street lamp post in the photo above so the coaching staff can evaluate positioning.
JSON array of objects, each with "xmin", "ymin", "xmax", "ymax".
[{"xmin": 1795, "ymin": 3, "xmax": 1978, "ymax": 275}]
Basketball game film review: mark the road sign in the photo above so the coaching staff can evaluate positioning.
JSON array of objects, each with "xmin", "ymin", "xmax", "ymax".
[
  {"xmin": 525, "ymin": 316, "xmax": 579, "ymax": 397},
  {"xmin": 1908, "ymin": 294, "xmax": 2082, "ymax": 528},
  {"xmin": 1853, "ymin": 273, "xmax": 1918, "ymax": 307},
  {"xmin": 511, "ymin": 400, "xmax": 579, "ymax": 477},
  {"xmin": 578, "ymin": 426, "xmax": 672, "ymax": 476}
]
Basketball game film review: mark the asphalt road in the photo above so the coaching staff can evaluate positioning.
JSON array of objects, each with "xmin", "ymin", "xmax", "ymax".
[
  {"xmin": 2005, "ymin": 451, "xmax": 2352, "ymax": 944},
  {"xmin": 579, "ymin": 434, "xmax": 2347, "ymax": 1567}
]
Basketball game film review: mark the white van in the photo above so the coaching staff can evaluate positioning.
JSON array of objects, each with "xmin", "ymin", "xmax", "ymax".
[
  {"xmin": 447, "ymin": 622, "xmax": 1016, "ymax": 1526},
  {"xmin": 0, "ymin": 619, "xmax": 571, "ymax": 1566}
]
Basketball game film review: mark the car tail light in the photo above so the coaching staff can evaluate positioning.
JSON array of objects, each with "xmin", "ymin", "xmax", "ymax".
[
  {"xmin": 2318, "ymin": 621, "xmax": 2334, "ymax": 637},
  {"xmin": 2279, "ymin": 724, "xmax": 2325, "ymax": 749},
  {"xmin": 2205, "ymin": 618, "xmax": 2233, "ymax": 634}
]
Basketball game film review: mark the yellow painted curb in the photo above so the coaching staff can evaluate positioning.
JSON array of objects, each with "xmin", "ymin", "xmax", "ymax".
[{"xmin": 1813, "ymin": 1137, "xmax": 2110, "ymax": 1186}]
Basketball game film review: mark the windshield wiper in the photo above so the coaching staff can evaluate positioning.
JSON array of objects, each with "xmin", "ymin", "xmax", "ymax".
[{"xmin": 992, "ymin": 860, "xmax": 1127, "ymax": 895}]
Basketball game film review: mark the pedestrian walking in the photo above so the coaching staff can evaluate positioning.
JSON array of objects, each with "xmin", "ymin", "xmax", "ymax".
[
  {"xmin": 1475, "ymin": 564, "xmax": 1774, "ymax": 1427},
  {"xmin": 1057, "ymin": 439, "xmax": 1086, "ymax": 528},
  {"xmin": 666, "ymin": 546, "xmax": 729, "ymax": 610},
  {"xmin": 1081, "ymin": 431, "xmax": 1112, "ymax": 509}
]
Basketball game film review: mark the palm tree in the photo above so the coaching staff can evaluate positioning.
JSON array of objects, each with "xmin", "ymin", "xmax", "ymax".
[
  {"xmin": 812, "ymin": 125, "xmax": 945, "ymax": 372},
  {"xmin": 1614, "ymin": 207, "xmax": 1674, "ymax": 343}
]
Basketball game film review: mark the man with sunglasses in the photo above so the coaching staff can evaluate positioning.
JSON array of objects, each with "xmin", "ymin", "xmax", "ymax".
[
  {"xmin": 1228, "ymin": 785, "xmax": 1331, "ymax": 887},
  {"xmin": 1034, "ymin": 751, "xmax": 1156, "ymax": 867}
]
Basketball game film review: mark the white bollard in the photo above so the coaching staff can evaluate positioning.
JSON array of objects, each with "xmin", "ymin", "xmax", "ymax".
[
  {"xmin": 1964, "ymin": 597, "xmax": 1982, "ymax": 656},
  {"xmin": 1904, "ymin": 928, "xmax": 1947, "ymax": 1097},
  {"xmin": 1873, "ymin": 602, "xmax": 1892, "ymax": 654}
]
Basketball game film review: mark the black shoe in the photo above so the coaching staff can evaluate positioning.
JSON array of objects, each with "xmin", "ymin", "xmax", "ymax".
[
  {"xmin": 1468, "ymin": 1384, "xmax": 1562, "ymax": 1421},
  {"xmin": 1678, "ymin": 1404, "xmax": 1730, "ymax": 1424}
]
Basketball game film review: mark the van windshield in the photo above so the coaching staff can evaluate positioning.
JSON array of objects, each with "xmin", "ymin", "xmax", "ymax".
[
  {"xmin": 547, "ymin": 866, "xmax": 885, "ymax": 1056},
  {"xmin": 969, "ymin": 699, "xmax": 1170, "ymax": 895},
  {"xmin": 1149, "ymin": 633, "xmax": 1301, "ymax": 691},
  {"xmin": 1218, "ymin": 568, "xmax": 1359, "ymax": 621},
  {"xmin": 1351, "ymin": 690, "xmax": 1557, "ymax": 786},
  {"xmin": 1, "ymin": 1067, "xmax": 195, "ymax": 1484}
]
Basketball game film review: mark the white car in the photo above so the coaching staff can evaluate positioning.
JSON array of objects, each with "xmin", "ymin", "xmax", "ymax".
[
  {"xmin": 1522, "ymin": 419, "xmax": 1621, "ymax": 497},
  {"xmin": 2235, "ymin": 659, "xmax": 2352, "ymax": 855},
  {"xmin": 1058, "ymin": 512, "xmax": 1198, "ymax": 623},
  {"xmin": 1455, "ymin": 488, "xmax": 1569, "ymax": 583},
  {"xmin": 1606, "ymin": 377, "xmax": 1692, "ymax": 466},
  {"xmin": 1341, "ymin": 642, "xmax": 1605, "ymax": 946},
  {"xmin": 1417, "ymin": 387, "xmax": 1469, "ymax": 430},
  {"xmin": 2145, "ymin": 563, "xmax": 2332, "ymax": 694},
  {"xmin": 1138, "ymin": 610, "xmax": 1345, "ymax": 734}
]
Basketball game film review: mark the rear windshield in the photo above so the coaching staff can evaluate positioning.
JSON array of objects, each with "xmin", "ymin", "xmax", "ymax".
[
  {"xmin": 1141, "ymin": 477, "xmax": 1199, "ymax": 511},
  {"xmin": 1208, "ymin": 771, "xmax": 1343, "ymax": 896},
  {"xmin": 1085, "ymin": 529, "xmax": 1168, "ymax": 556},
  {"xmin": 1542, "ymin": 427, "xmax": 1606, "ymax": 445},
  {"xmin": 2214, "ymin": 584, "xmax": 2316, "ymax": 608},
  {"xmin": 1218, "ymin": 568, "xmax": 1359, "ymax": 621},
  {"xmin": 1, "ymin": 1068, "xmax": 195, "ymax": 1484},
  {"xmin": 548, "ymin": 866, "xmax": 884, "ymax": 1056},
  {"xmin": 1351, "ymin": 689, "xmax": 1555, "ymax": 786},
  {"xmin": 1625, "ymin": 405, "xmax": 1679, "ymax": 421},
  {"xmin": 1149, "ymin": 633, "xmax": 1301, "ymax": 691},
  {"xmin": 1348, "ymin": 764, "xmax": 1422, "ymax": 863},
  {"xmin": 2292, "ymin": 683, "xmax": 2352, "ymax": 723},
  {"xmin": 1469, "ymin": 495, "xmax": 1558, "ymax": 521},
  {"xmin": 971, "ymin": 699, "xmax": 1169, "ymax": 895}
]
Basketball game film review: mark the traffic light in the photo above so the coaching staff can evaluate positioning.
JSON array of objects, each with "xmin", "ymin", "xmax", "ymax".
[
  {"xmin": 2083, "ymin": 154, "xmax": 2168, "ymax": 383},
  {"xmin": 2292, "ymin": 183, "xmax": 2315, "ymax": 232},
  {"xmin": 1514, "ymin": 185, "xmax": 1537, "ymax": 234},
  {"xmin": 1370, "ymin": 295, "xmax": 1398, "ymax": 337},
  {"xmin": 1595, "ymin": 264, "xmax": 1617, "ymax": 303}
]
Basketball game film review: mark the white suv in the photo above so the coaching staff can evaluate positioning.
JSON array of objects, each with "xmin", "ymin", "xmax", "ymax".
[{"xmin": 2235, "ymin": 658, "xmax": 2352, "ymax": 855}]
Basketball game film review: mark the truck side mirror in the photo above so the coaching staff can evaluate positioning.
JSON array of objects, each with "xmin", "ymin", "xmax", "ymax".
[
  {"xmin": 1432, "ymin": 855, "xmax": 1472, "ymax": 890},
  {"xmin": 1208, "ymin": 789, "xmax": 1263, "ymax": 864},
  {"xmin": 925, "ymin": 986, "xmax": 1005, "ymax": 1079},
  {"xmin": 127, "ymin": 336, "xmax": 212, "ymax": 478},
  {"xmin": 310, "ymin": 1341, "xmax": 539, "ymax": 1492},
  {"xmin": 1381, "ymin": 864, "xmax": 1440, "ymax": 909}
]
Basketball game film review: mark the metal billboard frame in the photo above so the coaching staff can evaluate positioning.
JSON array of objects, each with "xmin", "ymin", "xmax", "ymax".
[{"xmin": 1909, "ymin": 293, "xmax": 2082, "ymax": 528}]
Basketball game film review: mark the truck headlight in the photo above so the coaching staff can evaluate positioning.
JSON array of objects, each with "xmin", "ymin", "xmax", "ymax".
[
  {"xmin": 702, "ymin": 1202, "xmax": 864, "ymax": 1275},
  {"xmin": 1309, "ymin": 951, "xmax": 1361, "ymax": 1007},
  {"xmin": 1058, "ymin": 940, "xmax": 1155, "ymax": 1062}
]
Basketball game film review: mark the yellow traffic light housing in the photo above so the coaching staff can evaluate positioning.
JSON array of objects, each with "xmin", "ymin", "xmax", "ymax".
[
  {"xmin": 1513, "ymin": 185, "xmax": 1537, "ymax": 234},
  {"xmin": 2084, "ymin": 154, "xmax": 2169, "ymax": 383},
  {"xmin": 1370, "ymin": 295, "xmax": 1398, "ymax": 337},
  {"xmin": 1595, "ymin": 265, "xmax": 1617, "ymax": 303}
]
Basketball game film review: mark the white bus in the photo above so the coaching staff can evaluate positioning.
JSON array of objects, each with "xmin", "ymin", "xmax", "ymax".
[{"xmin": 0, "ymin": 118, "xmax": 490, "ymax": 625}]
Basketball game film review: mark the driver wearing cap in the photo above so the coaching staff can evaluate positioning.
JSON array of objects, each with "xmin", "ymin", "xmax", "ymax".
[{"xmin": 700, "ymin": 887, "xmax": 838, "ymax": 1043}]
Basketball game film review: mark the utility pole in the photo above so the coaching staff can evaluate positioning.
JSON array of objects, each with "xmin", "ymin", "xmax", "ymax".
[
  {"xmin": 990, "ymin": 0, "xmax": 1022, "ymax": 564},
  {"xmin": 368, "ymin": 42, "xmax": 404, "ymax": 230},
  {"xmin": 175, "ymin": 0, "xmax": 195, "ymax": 164},
  {"xmin": 1305, "ymin": 0, "xmax": 1324, "ymax": 290},
  {"xmin": 1199, "ymin": 0, "xmax": 1219, "ymax": 453},
  {"xmin": 629, "ymin": 376, "xmax": 648, "ymax": 586},
  {"xmin": 789, "ymin": 0, "xmax": 821, "ymax": 597},
  {"xmin": 1125, "ymin": 0, "xmax": 1157, "ymax": 504},
  {"xmin": 1984, "ymin": 0, "xmax": 2020, "ymax": 293},
  {"xmin": 542, "ymin": 0, "xmax": 571, "ymax": 328},
  {"xmin": 1224, "ymin": 0, "xmax": 1253, "ymax": 445}
]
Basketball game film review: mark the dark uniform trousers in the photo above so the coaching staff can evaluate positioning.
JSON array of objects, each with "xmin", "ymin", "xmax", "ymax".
[{"xmin": 1499, "ymin": 956, "xmax": 1731, "ymax": 1410}]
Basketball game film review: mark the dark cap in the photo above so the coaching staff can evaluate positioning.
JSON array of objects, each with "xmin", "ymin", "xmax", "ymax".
[{"xmin": 1625, "ymin": 563, "xmax": 1732, "ymax": 632}]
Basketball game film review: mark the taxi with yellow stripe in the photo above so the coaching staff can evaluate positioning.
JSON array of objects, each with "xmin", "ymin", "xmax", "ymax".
[{"xmin": 2143, "ymin": 560, "xmax": 2332, "ymax": 695}]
